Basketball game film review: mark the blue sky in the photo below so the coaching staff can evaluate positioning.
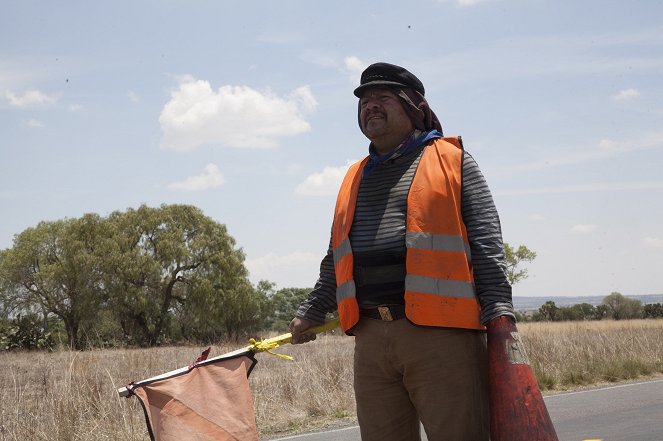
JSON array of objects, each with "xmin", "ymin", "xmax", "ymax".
[{"xmin": 2, "ymin": 0, "xmax": 662, "ymax": 297}]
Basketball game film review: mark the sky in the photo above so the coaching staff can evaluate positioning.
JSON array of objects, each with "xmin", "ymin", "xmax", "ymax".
[{"xmin": 1, "ymin": 0, "xmax": 662, "ymax": 298}]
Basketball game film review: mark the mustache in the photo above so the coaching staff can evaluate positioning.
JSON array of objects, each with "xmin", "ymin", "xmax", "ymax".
[{"xmin": 363, "ymin": 110, "xmax": 386, "ymax": 125}]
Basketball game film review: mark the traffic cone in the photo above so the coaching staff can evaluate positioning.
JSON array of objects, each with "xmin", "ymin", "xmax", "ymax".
[{"xmin": 487, "ymin": 316, "xmax": 558, "ymax": 441}]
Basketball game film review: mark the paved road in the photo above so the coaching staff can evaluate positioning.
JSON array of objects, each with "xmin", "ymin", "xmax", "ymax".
[
  {"xmin": 265, "ymin": 379, "xmax": 663, "ymax": 441},
  {"xmin": 545, "ymin": 379, "xmax": 663, "ymax": 441}
]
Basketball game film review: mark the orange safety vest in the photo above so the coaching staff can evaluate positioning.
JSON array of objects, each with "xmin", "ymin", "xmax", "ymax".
[{"xmin": 332, "ymin": 136, "xmax": 485, "ymax": 333}]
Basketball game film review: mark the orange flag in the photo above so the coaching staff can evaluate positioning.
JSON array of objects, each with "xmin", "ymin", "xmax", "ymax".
[
  {"xmin": 131, "ymin": 352, "xmax": 259, "ymax": 441},
  {"xmin": 120, "ymin": 319, "xmax": 340, "ymax": 441}
]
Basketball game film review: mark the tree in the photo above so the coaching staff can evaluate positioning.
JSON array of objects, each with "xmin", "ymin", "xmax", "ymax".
[
  {"xmin": 601, "ymin": 292, "xmax": 643, "ymax": 320},
  {"xmin": 503, "ymin": 243, "xmax": 537, "ymax": 285},
  {"xmin": 557, "ymin": 305, "xmax": 579, "ymax": 321},
  {"xmin": 1, "ymin": 204, "xmax": 262, "ymax": 347},
  {"xmin": 534, "ymin": 300, "xmax": 559, "ymax": 321},
  {"xmin": 104, "ymin": 204, "xmax": 256, "ymax": 345},
  {"xmin": 265, "ymin": 286, "xmax": 312, "ymax": 331},
  {"xmin": 556, "ymin": 303, "xmax": 597, "ymax": 321},
  {"xmin": 0, "ymin": 214, "xmax": 110, "ymax": 349},
  {"xmin": 593, "ymin": 304, "xmax": 609, "ymax": 320},
  {"xmin": 570, "ymin": 302, "xmax": 596, "ymax": 321},
  {"xmin": 643, "ymin": 303, "xmax": 663, "ymax": 319},
  {"xmin": 514, "ymin": 310, "xmax": 531, "ymax": 323}
]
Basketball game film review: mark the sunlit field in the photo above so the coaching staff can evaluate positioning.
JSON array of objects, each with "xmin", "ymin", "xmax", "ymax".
[
  {"xmin": 1, "ymin": 320, "xmax": 661, "ymax": 440},
  {"xmin": 520, "ymin": 319, "xmax": 663, "ymax": 390}
]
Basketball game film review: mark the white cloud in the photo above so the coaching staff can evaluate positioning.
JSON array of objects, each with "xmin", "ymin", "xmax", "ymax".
[
  {"xmin": 159, "ymin": 77, "xmax": 317, "ymax": 151},
  {"xmin": 26, "ymin": 118, "xmax": 44, "ymax": 128},
  {"xmin": 245, "ymin": 251, "xmax": 320, "ymax": 287},
  {"xmin": 291, "ymin": 85, "xmax": 317, "ymax": 113},
  {"xmin": 644, "ymin": 237, "xmax": 663, "ymax": 248},
  {"xmin": 128, "ymin": 91, "xmax": 140, "ymax": 103},
  {"xmin": 0, "ymin": 62, "xmax": 51, "ymax": 94},
  {"xmin": 295, "ymin": 160, "xmax": 356, "ymax": 196},
  {"xmin": 68, "ymin": 103, "xmax": 83, "ymax": 112},
  {"xmin": 167, "ymin": 163, "xmax": 225, "ymax": 191},
  {"xmin": 612, "ymin": 88, "xmax": 640, "ymax": 101},
  {"xmin": 570, "ymin": 224, "xmax": 597, "ymax": 234},
  {"xmin": 344, "ymin": 56, "xmax": 368, "ymax": 84},
  {"xmin": 5, "ymin": 89, "xmax": 57, "ymax": 107},
  {"xmin": 299, "ymin": 53, "xmax": 368, "ymax": 84},
  {"xmin": 529, "ymin": 213, "xmax": 545, "ymax": 221}
]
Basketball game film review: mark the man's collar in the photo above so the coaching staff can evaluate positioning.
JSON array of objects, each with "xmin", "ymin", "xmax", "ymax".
[
  {"xmin": 362, "ymin": 130, "xmax": 443, "ymax": 179},
  {"xmin": 368, "ymin": 130, "xmax": 423, "ymax": 161}
]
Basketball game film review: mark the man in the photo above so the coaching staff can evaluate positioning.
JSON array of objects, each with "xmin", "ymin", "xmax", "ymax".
[{"xmin": 289, "ymin": 62, "xmax": 514, "ymax": 441}]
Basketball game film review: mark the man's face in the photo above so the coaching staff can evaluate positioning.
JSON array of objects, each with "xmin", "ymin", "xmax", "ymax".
[{"xmin": 359, "ymin": 87, "xmax": 414, "ymax": 143}]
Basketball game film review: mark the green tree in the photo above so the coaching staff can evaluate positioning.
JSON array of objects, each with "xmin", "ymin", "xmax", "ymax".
[
  {"xmin": 576, "ymin": 303, "xmax": 596, "ymax": 321},
  {"xmin": 514, "ymin": 310, "xmax": 531, "ymax": 323},
  {"xmin": 173, "ymin": 275, "xmax": 268, "ymax": 342},
  {"xmin": 503, "ymin": 243, "xmax": 537, "ymax": 285},
  {"xmin": 104, "ymin": 204, "xmax": 256, "ymax": 345},
  {"xmin": 266, "ymin": 286, "xmax": 312, "ymax": 331},
  {"xmin": 558, "ymin": 305, "xmax": 579, "ymax": 321},
  {"xmin": 0, "ymin": 215, "xmax": 109, "ymax": 349},
  {"xmin": 551, "ymin": 303, "xmax": 597, "ymax": 322},
  {"xmin": 643, "ymin": 303, "xmax": 663, "ymax": 318},
  {"xmin": 593, "ymin": 304, "xmax": 609, "ymax": 320},
  {"xmin": 601, "ymin": 292, "xmax": 643, "ymax": 320},
  {"xmin": 568, "ymin": 303, "xmax": 596, "ymax": 321},
  {"xmin": 534, "ymin": 300, "xmax": 559, "ymax": 321}
]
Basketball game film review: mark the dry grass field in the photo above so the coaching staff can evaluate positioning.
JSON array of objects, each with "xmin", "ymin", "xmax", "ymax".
[
  {"xmin": 1, "ymin": 319, "xmax": 661, "ymax": 440},
  {"xmin": 520, "ymin": 319, "xmax": 663, "ymax": 390}
]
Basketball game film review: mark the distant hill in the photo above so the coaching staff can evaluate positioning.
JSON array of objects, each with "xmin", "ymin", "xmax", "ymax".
[{"xmin": 513, "ymin": 294, "xmax": 663, "ymax": 311}]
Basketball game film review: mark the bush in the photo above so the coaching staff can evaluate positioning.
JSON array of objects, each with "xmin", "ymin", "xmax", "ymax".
[
  {"xmin": 1, "ymin": 314, "xmax": 55, "ymax": 350},
  {"xmin": 643, "ymin": 303, "xmax": 663, "ymax": 318}
]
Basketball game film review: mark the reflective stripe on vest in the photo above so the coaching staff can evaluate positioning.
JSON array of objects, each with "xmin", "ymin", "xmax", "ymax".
[
  {"xmin": 405, "ymin": 275, "xmax": 476, "ymax": 298},
  {"xmin": 333, "ymin": 237, "xmax": 353, "ymax": 265},
  {"xmin": 332, "ymin": 137, "xmax": 484, "ymax": 332},
  {"xmin": 406, "ymin": 231, "xmax": 472, "ymax": 261}
]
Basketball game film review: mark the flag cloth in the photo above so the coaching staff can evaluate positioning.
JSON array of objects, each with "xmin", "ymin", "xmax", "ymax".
[
  {"xmin": 121, "ymin": 320, "xmax": 340, "ymax": 440},
  {"xmin": 131, "ymin": 352, "xmax": 259, "ymax": 441}
]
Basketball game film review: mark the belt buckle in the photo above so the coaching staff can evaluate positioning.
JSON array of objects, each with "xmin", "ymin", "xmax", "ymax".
[{"xmin": 377, "ymin": 306, "xmax": 394, "ymax": 321}]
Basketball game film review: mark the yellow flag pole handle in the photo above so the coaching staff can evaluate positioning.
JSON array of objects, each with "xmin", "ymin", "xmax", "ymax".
[
  {"xmin": 247, "ymin": 318, "xmax": 340, "ymax": 353},
  {"xmin": 309, "ymin": 317, "xmax": 341, "ymax": 334}
]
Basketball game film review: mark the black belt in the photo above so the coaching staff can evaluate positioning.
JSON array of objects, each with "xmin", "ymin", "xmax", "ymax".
[{"xmin": 359, "ymin": 304, "xmax": 406, "ymax": 321}]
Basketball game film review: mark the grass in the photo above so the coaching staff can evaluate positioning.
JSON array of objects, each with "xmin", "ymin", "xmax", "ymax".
[
  {"xmin": 521, "ymin": 320, "xmax": 663, "ymax": 390},
  {"xmin": 0, "ymin": 320, "xmax": 662, "ymax": 440}
]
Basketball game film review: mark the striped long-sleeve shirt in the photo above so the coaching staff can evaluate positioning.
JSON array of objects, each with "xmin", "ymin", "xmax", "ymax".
[{"xmin": 296, "ymin": 139, "xmax": 514, "ymax": 326}]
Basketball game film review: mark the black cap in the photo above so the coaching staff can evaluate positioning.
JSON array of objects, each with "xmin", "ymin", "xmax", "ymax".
[{"xmin": 353, "ymin": 62, "xmax": 425, "ymax": 98}]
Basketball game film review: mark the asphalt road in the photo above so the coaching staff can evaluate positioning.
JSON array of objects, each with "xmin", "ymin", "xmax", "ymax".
[
  {"xmin": 545, "ymin": 378, "xmax": 663, "ymax": 441},
  {"xmin": 265, "ymin": 379, "xmax": 663, "ymax": 441}
]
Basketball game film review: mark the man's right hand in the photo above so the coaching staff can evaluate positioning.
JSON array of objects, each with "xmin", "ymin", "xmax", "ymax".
[{"xmin": 288, "ymin": 317, "xmax": 318, "ymax": 344}]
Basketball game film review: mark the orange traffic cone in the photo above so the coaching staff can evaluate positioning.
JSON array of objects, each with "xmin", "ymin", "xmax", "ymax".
[{"xmin": 487, "ymin": 316, "xmax": 558, "ymax": 441}]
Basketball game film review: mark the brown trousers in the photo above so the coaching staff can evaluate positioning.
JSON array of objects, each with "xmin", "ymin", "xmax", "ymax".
[{"xmin": 353, "ymin": 317, "xmax": 489, "ymax": 441}]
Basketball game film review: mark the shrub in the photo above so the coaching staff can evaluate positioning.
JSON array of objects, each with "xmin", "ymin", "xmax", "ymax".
[{"xmin": 1, "ymin": 314, "xmax": 55, "ymax": 350}]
